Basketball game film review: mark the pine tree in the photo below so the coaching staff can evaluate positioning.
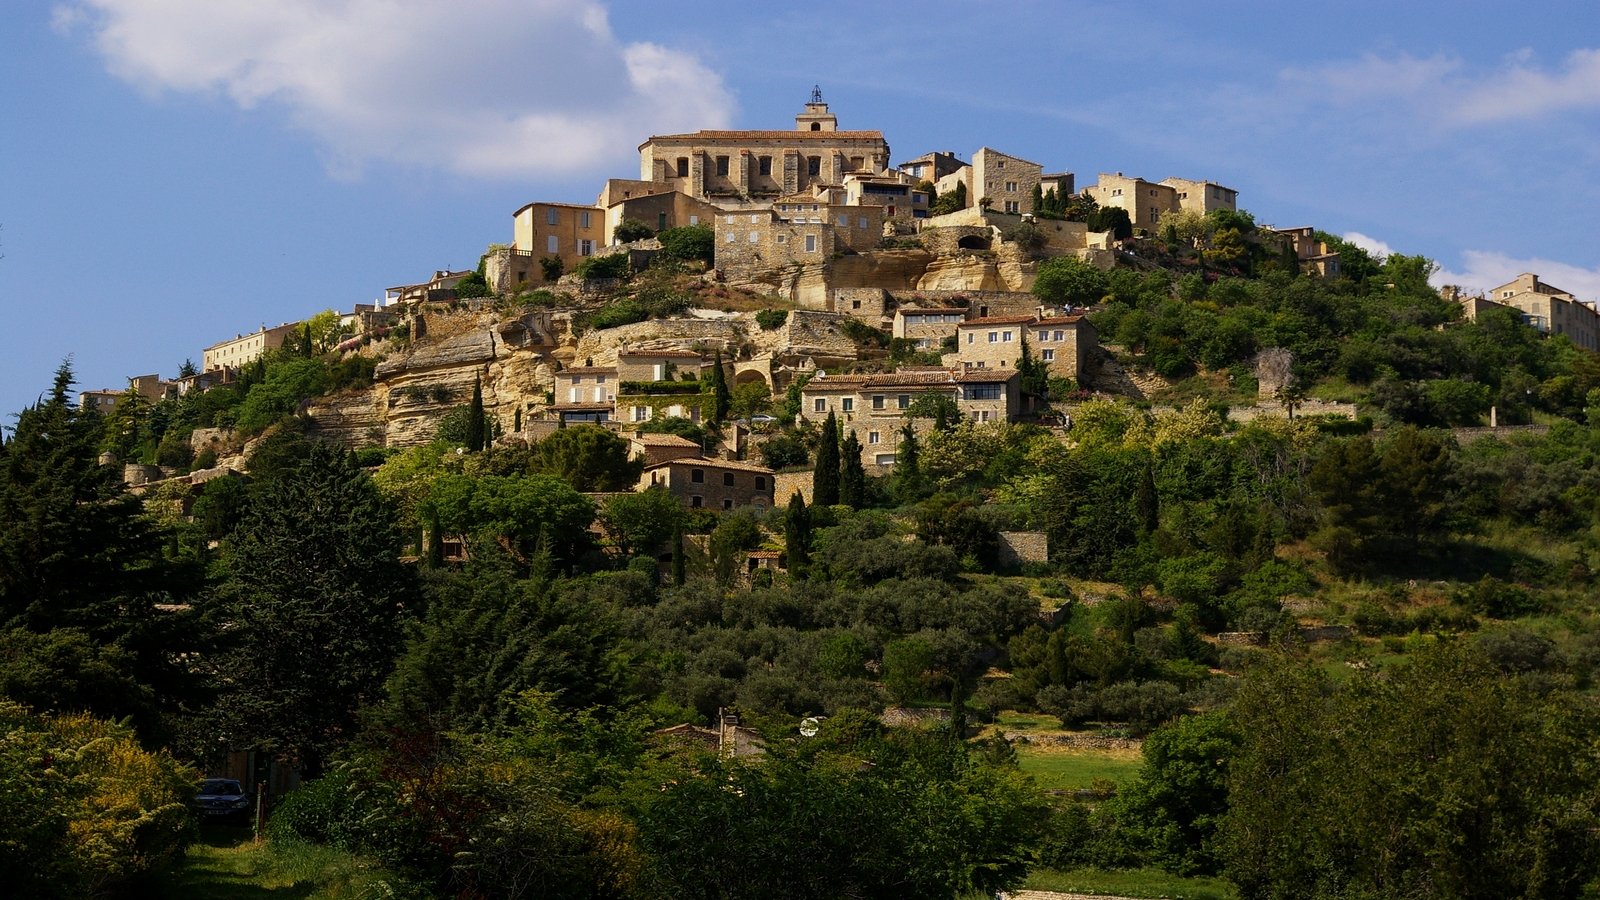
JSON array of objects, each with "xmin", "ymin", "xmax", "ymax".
[
  {"xmin": 467, "ymin": 375, "xmax": 486, "ymax": 452},
  {"xmin": 709, "ymin": 350, "xmax": 732, "ymax": 423},
  {"xmin": 210, "ymin": 443, "xmax": 414, "ymax": 774},
  {"xmin": 839, "ymin": 429, "xmax": 865, "ymax": 508},
  {"xmin": 300, "ymin": 322, "xmax": 314, "ymax": 357},
  {"xmin": 784, "ymin": 491, "xmax": 811, "ymax": 575},
  {"xmin": 813, "ymin": 412, "xmax": 841, "ymax": 506}
]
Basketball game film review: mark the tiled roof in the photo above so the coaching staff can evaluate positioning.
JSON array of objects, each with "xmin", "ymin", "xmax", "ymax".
[
  {"xmin": 644, "ymin": 456, "xmax": 776, "ymax": 474},
  {"xmin": 961, "ymin": 315, "xmax": 1038, "ymax": 327},
  {"xmin": 551, "ymin": 402, "xmax": 615, "ymax": 411},
  {"xmin": 618, "ymin": 349, "xmax": 703, "ymax": 359},
  {"xmin": 631, "ymin": 433, "xmax": 700, "ymax": 447},
  {"xmin": 896, "ymin": 307, "xmax": 968, "ymax": 316},
  {"xmin": 559, "ymin": 366, "xmax": 617, "ymax": 375}
]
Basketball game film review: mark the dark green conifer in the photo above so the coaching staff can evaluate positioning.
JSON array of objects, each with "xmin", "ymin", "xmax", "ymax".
[{"xmin": 813, "ymin": 412, "xmax": 840, "ymax": 506}]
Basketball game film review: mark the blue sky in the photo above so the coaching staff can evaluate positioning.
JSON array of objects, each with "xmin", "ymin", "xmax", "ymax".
[{"xmin": 3, "ymin": 0, "xmax": 1599, "ymax": 423}]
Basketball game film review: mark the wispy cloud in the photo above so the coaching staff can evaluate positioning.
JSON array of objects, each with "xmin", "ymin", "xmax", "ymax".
[
  {"xmin": 1342, "ymin": 232, "xmax": 1395, "ymax": 260},
  {"xmin": 1433, "ymin": 250, "xmax": 1600, "ymax": 300},
  {"xmin": 1281, "ymin": 47, "xmax": 1600, "ymax": 129},
  {"xmin": 53, "ymin": 0, "xmax": 734, "ymax": 179}
]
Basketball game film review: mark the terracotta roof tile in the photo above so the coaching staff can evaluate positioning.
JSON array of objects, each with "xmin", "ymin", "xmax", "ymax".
[{"xmin": 644, "ymin": 130, "xmax": 886, "ymax": 144}]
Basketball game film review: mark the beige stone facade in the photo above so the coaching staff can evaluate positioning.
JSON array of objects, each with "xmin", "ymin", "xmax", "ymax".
[
  {"xmin": 799, "ymin": 368, "xmax": 1022, "ymax": 466},
  {"xmin": 385, "ymin": 269, "xmax": 472, "ymax": 305},
  {"xmin": 616, "ymin": 350, "xmax": 704, "ymax": 383},
  {"xmin": 1269, "ymin": 226, "xmax": 1342, "ymax": 278},
  {"xmin": 1489, "ymin": 273, "xmax": 1600, "ymax": 351},
  {"xmin": 971, "ymin": 147, "xmax": 1042, "ymax": 216},
  {"xmin": 892, "ymin": 307, "xmax": 968, "ymax": 349},
  {"xmin": 639, "ymin": 457, "xmax": 776, "ymax": 511},
  {"xmin": 202, "ymin": 322, "xmax": 300, "ymax": 372},
  {"xmin": 502, "ymin": 201, "xmax": 606, "ymax": 288},
  {"xmin": 1160, "ymin": 177, "xmax": 1239, "ymax": 214},
  {"xmin": 600, "ymin": 189, "xmax": 722, "ymax": 246},
  {"xmin": 1085, "ymin": 173, "xmax": 1177, "ymax": 231},
  {"xmin": 898, "ymin": 150, "xmax": 966, "ymax": 186},
  {"xmin": 951, "ymin": 313, "xmax": 1096, "ymax": 381},
  {"xmin": 628, "ymin": 431, "xmax": 703, "ymax": 467},
  {"xmin": 638, "ymin": 97, "xmax": 890, "ymax": 205}
]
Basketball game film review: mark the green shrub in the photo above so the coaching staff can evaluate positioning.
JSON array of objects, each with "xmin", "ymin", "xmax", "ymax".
[
  {"xmin": 267, "ymin": 770, "xmax": 364, "ymax": 848},
  {"xmin": 574, "ymin": 253, "xmax": 630, "ymax": 280},
  {"xmin": 589, "ymin": 300, "xmax": 648, "ymax": 330},
  {"xmin": 755, "ymin": 309, "xmax": 790, "ymax": 330},
  {"xmin": 657, "ymin": 224, "xmax": 714, "ymax": 265}
]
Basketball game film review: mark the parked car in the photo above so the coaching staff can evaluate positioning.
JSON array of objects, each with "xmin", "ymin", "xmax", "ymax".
[{"xmin": 193, "ymin": 778, "xmax": 252, "ymax": 824}]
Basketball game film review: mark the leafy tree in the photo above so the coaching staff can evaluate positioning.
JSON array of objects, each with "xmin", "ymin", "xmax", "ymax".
[
  {"xmin": 759, "ymin": 432, "xmax": 808, "ymax": 469},
  {"xmin": 426, "ymin": 472, "xmax": 596, "ymax": 565},
  {"xmin": 207, "ymin": 443, "xmax": 414, "ymax": 773},
  {"xmin": 538, "ymin": 254, "xmax": 564, "ymax": 281},
  {"xmin": 1033, "ymin": 256, "xmax": 1109, "ymax": 308},
  {"xmin": 657, "ymin": 224, "xmax": 715, "ymax": 265},
  {"xmin": 839, "ymin": 430, "xmax": 866, "ymax": 508},
  {"xmin": 813, "ymin": 412, "xmax": 841, "ymax": 506},
  {"xmin": 233, "ymin": 355, "xmax": 330, "ymax": 434},
  {"xmin": 603, "ymin": 487, "xmax": 686, "ymax": 557},
  {"xmin": 755, "ymin": 308, "xmax": 789, "ymax": 330},
  {"xmin": 905, "ymin": 393, "xmax": 959, "ymax": 432},
  {"xmin": 730, "ymin": 379, "xmax": 772, "ymax": 421},
  {"xmin": 1221, "ymin": 643, "xmax": 1600, "ymax": 898},
  {"xmin": 455, "ymin": 270, "xmax": 491, "ymax": 298},
  {"xmin": 615, "ymin": 218, "xmax": 654, "ymax": 243},
  {"xmin": 531, "ymin": 424, "xmax": 643, "ymax": 491},
  {"xmin": 1099, "ymin": 712, "xmax": 1239, "ymax": 876}
]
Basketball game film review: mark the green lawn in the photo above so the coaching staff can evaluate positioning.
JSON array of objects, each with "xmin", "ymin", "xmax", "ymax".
[
  {"xmin": 1026, "ymin": 866, "xmax": 1239, "ymax": 899},
  {"xmin": 158, "ymin": 828, "xmax": 412, "ymax": 899},
  {"xmin": 1016, "ymin": 748, "xmax": 1142, "ymax": 791}
]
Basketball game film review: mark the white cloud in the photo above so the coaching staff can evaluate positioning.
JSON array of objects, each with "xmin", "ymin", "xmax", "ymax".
[
  {"xmin": 54, "ymin": 0, "xmax": 734, "ymax": 179},
  {"xmin": 1281, "ymin": 47, "xmax": 1600, "ymax": 129},
  {"xmin": 1432, "ymin": 250, "xmax": 1600, "ymax": 301},
  {"xmin": 1342, "ymin": 231, "xmax": 1394, "ymax": 260}
]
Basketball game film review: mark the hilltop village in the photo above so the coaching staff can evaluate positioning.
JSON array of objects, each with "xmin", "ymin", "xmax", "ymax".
[{"xmin": 83, "ymin": 90, "xmax": 1591, "ymax": 506}]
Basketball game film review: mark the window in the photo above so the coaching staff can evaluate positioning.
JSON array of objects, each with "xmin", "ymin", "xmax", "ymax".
[
  {"xmin": 988, "ymin": 331, "xmax": 998, "ymax": 343},
  {"xmin": 632, "ymin": 406, "xmax": 650, "ymax": 421},
  {"xmin": 722, "ymin": 472, "xmax": 734, "ymax": 486},
  {"xmin": 689, "ymin": 215, "xmax": 698, "ymax": 226},
  {"xmin": 868, "ymin": 431, "xmax": 880, "ymax": 444},
  {"xmin": 859, "ymin": 216, "xmax": 868, "ymax": 228},
  {"xmin": 807, "ymin": 156, "xmax": 821, "ymax": 176},
  {"xmin": 658, "ymin": 211, "xmax": 669, "ymax": 230},
  {"xmin": 579, "ymin": 211, "xmax": 591, "ymax": 228},
  {"xmin": 1005, "ymin": 181, "xmax": 1018, "ymax": 192},
  {"xmin": 759, "ymin": 156, "xmax": 772, "ymax": 175},
  {"xmin": 842, "ymin": 397, "xmax": 854, "ymax": 412},
  {"xmin": 805, "ymin": 235, "xmax": 817, "ymax": 252},
  {"xmin": 579, "ymin": 239, "xmax": 593, "ymax": 256},
  {"xmin": 726, "ymin": 232, "xmax": 736, "ymax": 243},
  {"xmin": 691, "ymin": 495, "xmax": 703, "ymax": 508},
  {"xmin": 676, "ymin": 157, "xmax": 689, "ymax": 177},
  {"xmin": 967, "ymin": 333, "xmax": 974, "ymax": 344},
  {"xmin": 1054, "ymin": 330, "xmax": 1064, "ymax": 341},
  {"xmin": 749, "ymin": 232, "xmax": 759, "ymax": 244},
  {"xmin": 755, "ymin": 476, "xmax": 766, "ymax": 490},
  {"xmin": 967, "ymin": 384, "xmax": 1002, "ymax": 400},
  {"xmin": 851, "ymin": 156, "xmax": 864, "ymax": 170},
  {"xmin": 979, "ymin": 410, "xmax": 991, "ymax": 422},
  {"xmin": 1038, "ymin": 330, "xmax": 1049, "ymax": 342},
  {"xmin": 1003, "ymin": 331, "xmax": 1013, "ymax": 342},
  {"xmin": 996, "ymin": 160, "xmax": 1006, "ymax": 168},
  {"xmin": 595, "ymin": 375, "xmax": 606, "ymax": 384},
  {"xmin": 716, "ymin": 155, "xmax": 729, "ymax": 176},
  {"xmin": 750, "ymin": 214, "xmax": 761, "ymax": 224},
  {"xmin": 776, "ymin": 233, "xmax": 787, "ymax": 243},
  {"xmin": 1042, "ymin": 349, "xmax": 1055, "ymax": 361},
  {"xmin": 547, "ymin": 235, "xmax": 559, "ymax": 253},
  {"xmin": 546, "ymin": 208, "xmax": 559, "ymax": 225},
  {"xmin": 722, "ymin": 498, "xmax": 734, "ymax": 510},
  {"xmin": 691, "ymin": 468, "xmax": 705, "ymax": 484},
  {"xmin": 897, "ymin": 394, "xmax": 909, "ymax": 409},
  {"xmin": 814, "ymin": 398, "xmax": 826, "ymax": 413},
  {"xmin": 872, "ymin": 395, "xmax": 885, "ymax": 410}
]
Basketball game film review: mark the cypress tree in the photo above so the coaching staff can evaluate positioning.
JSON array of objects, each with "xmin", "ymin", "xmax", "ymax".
[
  {"xmin": 892, "ymin": 420, "xmax": 926, "ymax": 502},
  {"xmin": 784, "ymin": 491, "xmax": 811, "ymax": 575},
  {"xmin": 954, "ymin": 181, "xmax": 968, "ymax": 210},
  {"xmin": 709, "ymin": 350, "xmax": 732, "ymax": 423},
  {"xmin": 813, "ymin": 411, "xmax": 840, "ymax": 506},
  {"xmin": 839, "ymin": 429, "xmax": 865, "ymax": 508},
  {"xmin": 300, "ymin": 322, "xmax": 314, "ymax": 357},
  {"xmin": 1136, "ymin": 461, "xmax": 1159, "ymax": 535},
  {"xmin": 1031, "ymin": 183, "xmax": 1044, "ymax": 214},
  {"xmin": 466, "ymin": 376, "xmax": 486, "ymax": 452},
  {"xmin": 671, "ymin": 526, "xmax": 686, "ymax": 586}
]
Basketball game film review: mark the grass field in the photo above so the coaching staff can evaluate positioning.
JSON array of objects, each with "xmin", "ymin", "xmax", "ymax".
[
  {"xmin": 1025, "ymin": 866, "xmax": 1240, "ymax": 899},
  {"xmin": 158, "ymin": 828, "xmax": 412, "ymax": 899},
  {"xmin": 1016, "ymin": 747, "xmax": 1142, "ymax": 791}
]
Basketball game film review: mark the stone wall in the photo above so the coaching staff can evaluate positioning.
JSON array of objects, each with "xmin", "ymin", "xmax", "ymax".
[
  {"xmin": 832, "ymin": 287, "xmax": 891, "ymax": 322},
  {"xmin": 998, "ymin": 531, "xmax": 1049, "ymax": 567},
  {"xmin": 772, "ymin": 470, "xmax": 814, "ymax": 505}
]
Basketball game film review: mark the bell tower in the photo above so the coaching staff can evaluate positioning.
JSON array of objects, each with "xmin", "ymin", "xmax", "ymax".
[{"xmin": 794, "ymin": 85, "xmax": 838, "ymax": 132}]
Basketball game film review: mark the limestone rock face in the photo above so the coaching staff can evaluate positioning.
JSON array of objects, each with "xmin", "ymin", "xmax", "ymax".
[
  {"xmin": 917, "ymin": 254, "xmax": 1007, "ymax": 291},
  {"xmin": 829, "ymin": 250, "xmax": 934, "ymax": 295},
  {"xmin": 304, "ymin": 389, "xmax": 385, "ymax": 448}
]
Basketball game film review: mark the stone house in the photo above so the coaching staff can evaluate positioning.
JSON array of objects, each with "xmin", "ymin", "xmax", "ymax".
[
  {"xmin": 714, "ymin": 208, "xmax": 835, "ymax": 275},
  {"xmin": 971, "ymin": 147, "xmax": 1043, "ymax": 215},
  {"xmin": 384, "ymin": 269, "xmax": 472, "ymax": 305},
  {"xmin": 339, "ymin": 303, "xmax": 399, "ymax": 336},
  {"xmin": 1269, "ymin": 226, "xmax": 1342, "ymax": 278},
  {"xmin": 772, "ymin": 196, "xmax": 885, "ymax": 254},
  {"xmin": 1085, "ymin": 173, "xmax": 1178, "ymax": 232},
  {"xmin": 1039, "ymin": 171, "xmax": 1075, "ymax": 199},
  {"xmin": 495, "ymin": 201, "xmax": 607, "ymax": 289},
  {"xmin": 897, "ymin": 150, "xmax": 966, "ymax": 186},
  {"xmin": 79, "ymin": 388, "xmax": 123, "ymax": 414},
  {"xmin": 892, "ymin": 307, "xmax": 968, "ymax": 349},
  {"xmin": 639, "ymin": 456, "xmax": 776, "ymax": 511},
  {"xmin": 202, "ymin": 322, "xmax": 300, "ymax": 373},
  {"xmin": 598, "ymin": 187, "xmax": 722, "ymax": 245},
  {"xmin": 1488, "ymin": 273, "xmax": 1600, "ymax": 351},
  {"xmin": 550, "ymin": 365, "xmax": 617, "ymax": 425},
  {"xmin": 1161, "ymin": 177, "xmax": 1239, "ymax": 214},
  {"xmin": 842, "ymin": 171, "xmax": 925, "ymax": 218},
  {"xmin": 953, "ymin": 313, "xmax": 1097, "ymax": 381},
  {"xmin": 616, "ymin": 349, "xmax": 705, "ymax": 383},
  {"xmin": 637, "ymin": 93, "xmax": 890, "ymax": 204},
  {"xmin": 799, "ymin": 367, "xmax": 1022, "ymax": 466}
]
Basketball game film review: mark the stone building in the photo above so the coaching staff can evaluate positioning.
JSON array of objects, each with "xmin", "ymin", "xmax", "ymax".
[
  {"xmin": 638, "ymin": 456, "xmax": 776, "ymax": 511},
  {"xmin": 971, "ymin": 147, "xmax": 1043, "ymax": 215},
  {"xmin": 385, "ymin": 269, "xmax": 472, "ymax": 305},
  {"xmin": 892, "ymin": 307, "xmax": 968, "ymax": 349},
  {"xmin": 1160, "ymin": 177, "xmax": 1239, "ymax": 214},
  {"xmin": 550, "ymin": 365, "xmax": 617, "ymax": 425},
  {"xmin": 1269, "ymin": 227, "xmax": 1342, "ymax": 278},
  {"xmin": 628, "ymin": 432, "xmax": 703, "ymax": 466},
  {"xmin": 799, "ymin": 367, "xmax": 1022, "ymax": 466},
  {"xmin": 637, "ymin": 91, "xmax": 891, "ymax": 205},
  {"xmin": 714, "ymin": 209, "xmax": 835, "ymax": 276},
  {"xmin": 897, "ymin": 150, "xmax": 966, "ymax": 186},
  {"xmin": 497, "ymin": 201, "xmax": 607, "ymax": 288},
  {"xmin": 202, "ymin": 322, "xmax": 300, "ymax": 373},
  {"xmin": 952, "ymin": 313, "xmax": 1096, "ymax": 381},
  {"xmin": 1085, "ymin": 173, "xmax": 1178, "ymax": 232},
  {"xmin": 599, "ymin": 189, "xmax": 721, "ymax": 245},
  {"xmin": 1488, "ymin": 273, "xmax": 1600, "ymax": 351},
  {"xmin": 616, "ymin": 349, "xmax": 705, "ymax": 383},
  {"xmin": 79, "ymin": 388, "xmax": 123, "ymax": 414}
]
